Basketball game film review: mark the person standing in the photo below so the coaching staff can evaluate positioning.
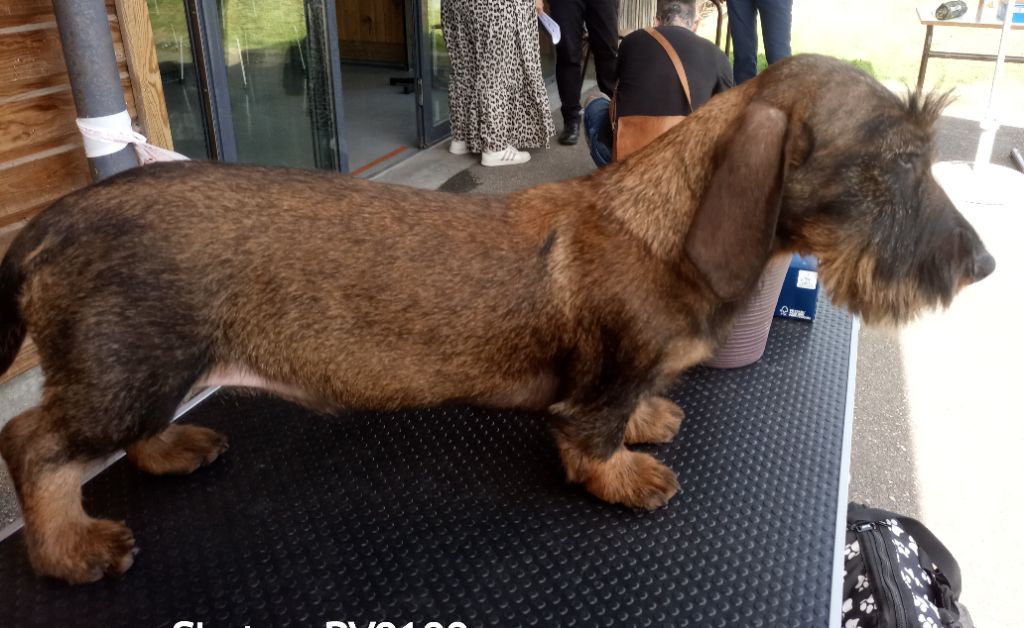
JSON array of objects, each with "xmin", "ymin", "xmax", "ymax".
[
  {"xmin": 725, "ymin": 0, "xmax": 792, "ymax": 84},
  {"xmin": 582, "ymin": 0, "xmax": 733, "ymax": 166},
  {"xmin": 549, "ymin": 0, "xmax": 619, "ymax": 145},
  {"xmin": 442, "ymin": 0, "xmax": 555, "ymax": 166}
]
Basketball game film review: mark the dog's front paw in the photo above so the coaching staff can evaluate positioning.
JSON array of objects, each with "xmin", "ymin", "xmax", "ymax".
[
  {"xmin": 584, "ymin": 450, "xmax": 679, "ymax": 510},
  {"xmin": 625, "ymin": 396, "xmax": 684, "ymax": 444},
  {"xmin": 28, "ymin": 518, "xmax": 136, "ymax": 584}
]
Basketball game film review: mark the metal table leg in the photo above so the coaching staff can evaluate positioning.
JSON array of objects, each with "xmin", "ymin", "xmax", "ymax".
[{"xmin": 918, "ymin": 24, "xmax": 933, "ymax": 93}]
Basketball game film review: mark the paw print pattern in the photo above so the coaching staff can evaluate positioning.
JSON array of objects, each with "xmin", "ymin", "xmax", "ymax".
[
  {"xmin": 844, "ymin": 519, "xmax": 947, "ymax": 628},
  {"xmin": 886, "ymin": 519, "xmax": 905, "ymax": 537},
  {"xmin": 893, "ymin": 538, "xmax": 911, "ymax": 558},
  {"xmin": 903, "ymin": 566, "xmax": 923, "ymax": 588},
  {"xmin": 845, "ymin": 540, "xmax": 860, "ymax": 560}
]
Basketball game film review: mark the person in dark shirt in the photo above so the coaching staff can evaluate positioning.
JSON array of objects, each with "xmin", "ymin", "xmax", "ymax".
[{"xmin": 582, "ymin": 0, "xmax": 733, "ymax": 167}]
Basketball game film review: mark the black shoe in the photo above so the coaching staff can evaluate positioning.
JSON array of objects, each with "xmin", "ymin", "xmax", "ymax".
[{"xmin": 558, "ymin": 116, "xmax": 580, "ymax": 145}]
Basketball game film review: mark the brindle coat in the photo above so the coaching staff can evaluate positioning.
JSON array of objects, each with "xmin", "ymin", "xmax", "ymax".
[{"xmin": 0, "ymin": 55, "xmax": 994, "ymax": 583}]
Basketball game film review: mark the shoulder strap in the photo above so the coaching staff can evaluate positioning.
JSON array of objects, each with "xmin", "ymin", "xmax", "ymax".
[
  {"xmin": 896, "ymin": 515, "xmax": 962, "ymax": 597},
  {"xmin": 644, "ymin": 27, "xmax": 692, "ymax": 111}
]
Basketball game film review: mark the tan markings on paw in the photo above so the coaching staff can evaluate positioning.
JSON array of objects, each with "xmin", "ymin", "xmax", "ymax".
[
  {"xmin": 556, "ymin": 437, "xmax": 679, "ymax": 510},
  {"xmin": 126, "ymin": 424, "xmax": 228, "ymax": 475},
  {"xmin": 624, "ymin": 396, "xmax": 684, "ymax": 444},
  {"xmin": 21, "ymin": 462, "xmax": 136, "ymax": 584}
]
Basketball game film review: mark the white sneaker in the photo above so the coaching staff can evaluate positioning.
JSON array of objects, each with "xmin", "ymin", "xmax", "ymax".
[
  {"xmin": 481, "ymin": 146, "xmax": 531, "ymax": 167},
  {"xmin": 449, "ymin": 140, "xmax": 469, "ymax": 155}
]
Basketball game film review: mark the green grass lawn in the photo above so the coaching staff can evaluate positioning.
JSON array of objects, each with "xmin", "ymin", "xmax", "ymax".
[{"xmin": 698, "ymin": 0, "xmax": 1024, "ymax": 116}]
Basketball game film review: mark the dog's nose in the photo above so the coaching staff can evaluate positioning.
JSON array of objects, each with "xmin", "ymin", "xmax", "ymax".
[{"xmin": 972, "ymin": 249, "xmax": 996, "ymax": 282}]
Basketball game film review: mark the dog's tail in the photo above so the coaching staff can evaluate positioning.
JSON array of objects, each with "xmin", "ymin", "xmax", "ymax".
[{"xmin": 0, "ymin": 237, "xmax": 28, "ymax": 377}]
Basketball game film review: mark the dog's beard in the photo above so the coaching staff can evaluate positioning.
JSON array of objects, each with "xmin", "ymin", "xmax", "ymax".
[{"xmin": 817, "ymin": 253, "xmax": 959, "ymax": 327}]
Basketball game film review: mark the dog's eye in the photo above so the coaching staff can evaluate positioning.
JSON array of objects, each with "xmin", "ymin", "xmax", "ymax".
[{"xmin": 896, "ymin": 153, "xmax": 918, "ymax": 168}]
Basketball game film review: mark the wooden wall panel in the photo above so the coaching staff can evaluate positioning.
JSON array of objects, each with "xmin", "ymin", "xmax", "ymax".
[
  {"xmin": 0, "ymin": 22, "xmax": 126, "ymax": 88},
  {"xmin": 0, "ymin": 0, "xmax": 117, "ymax": 19},
  {"xmin": 0, "ymin": 89, "xmax": 78, "ymax": 154},
  {"xmin": 115, "ymin": 0, "xmax": 172, "ymax": 148},
  {"xmin": 0, "ymin": 140, "xmax": 91, "ymax": 227},
  {"xmin": 0, "ymin": 23, "xmax": 68, "ymax": 86}
]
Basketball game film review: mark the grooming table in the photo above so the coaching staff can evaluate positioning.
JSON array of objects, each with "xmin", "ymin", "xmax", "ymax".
[{"xmin": 0, "ymin": 294, "xmax": 856, "ymax": 628}]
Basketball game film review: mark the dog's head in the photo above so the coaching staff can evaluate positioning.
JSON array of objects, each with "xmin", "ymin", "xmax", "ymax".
[{"xmin": 685, "ymin": 54, "xmax": 994, "ymax": 325}]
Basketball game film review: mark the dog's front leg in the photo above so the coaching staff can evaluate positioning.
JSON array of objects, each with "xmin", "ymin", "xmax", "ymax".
[
  {"xmin": 624, "ymin": 396, "xmax": 684, "ymax": 445},
  {"xmin": 551, "ymin": 399, "xmax": 680, "ymax": 510}
]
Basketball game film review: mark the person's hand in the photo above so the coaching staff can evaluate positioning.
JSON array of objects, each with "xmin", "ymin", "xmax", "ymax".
[{"xmin": 535, "ymin": 0, "xmax": 544, "ymax": 16}]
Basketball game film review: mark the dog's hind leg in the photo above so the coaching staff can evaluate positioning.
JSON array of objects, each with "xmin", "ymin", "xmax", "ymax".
[
  {"xmin": 0, "ymin": 342, "xmax": 206, "ymax": 583},
  {"xmin": 126, "ymin": 424, "xmax": 227, "ymax": 475},
  {"xmin": 552, "ymin": 400, "xmax": 680, "ymax": 510},
  {"xmin": 0, "ymin": 404, "xmax": 136, "ymax": 583}
]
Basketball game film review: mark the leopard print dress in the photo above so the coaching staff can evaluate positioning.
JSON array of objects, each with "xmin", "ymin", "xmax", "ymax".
[{"xmin": 441, "ymin": 0, "xmax": 554, "ymax": 153}]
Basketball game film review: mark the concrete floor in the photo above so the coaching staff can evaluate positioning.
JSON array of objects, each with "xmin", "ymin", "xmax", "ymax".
[
  {"xmin": 0, "ymin": 75, "xmax": 1021, "ymax": 625},
  {"xmin": 340, "ymin": 64, "xmax": 420, "ymax": 175},
  {"xmin": 849, "ymin": 119, "xmax": 1023, "ymax": 627}
]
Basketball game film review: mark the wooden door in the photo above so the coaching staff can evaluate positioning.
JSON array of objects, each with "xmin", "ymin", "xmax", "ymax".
[{"xmin": 337, "ymin": 0, "xmax": 407, "ymax": 65}]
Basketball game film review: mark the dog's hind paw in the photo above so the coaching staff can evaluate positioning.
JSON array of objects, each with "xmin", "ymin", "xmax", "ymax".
[
  {"xmin": 126, "ymin": 424, "xmax": 228, "ymax": 475},
  {"xmin": 29, "ymin": 518, "xmax": 136, "ymax": 584},
  {"xmin": 584, "ymin": 450, "xmax": 680, "ymax": 510},
  {"xmin": 625, "ymin": 396, "xmax": 684, "ymax": 444}
]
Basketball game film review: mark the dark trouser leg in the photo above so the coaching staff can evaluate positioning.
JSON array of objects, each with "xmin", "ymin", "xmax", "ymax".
[
  {"xmin": 726, "ymin": 0, "xmax": 759, "ymax": 84},
  {"xmin": 583, "ymin": 96, "xmax": 613, "ymax": 166},
  {"xmin": 584, "ymin": 0, "xmax": 619, "ymax": 99},
  {"xmin": 758, "ymin": 0, "xmax": 792, "ymax": 65},
  {"xmin": 550, "ymin": 0, "xmax": 586, "ymax": 123}
]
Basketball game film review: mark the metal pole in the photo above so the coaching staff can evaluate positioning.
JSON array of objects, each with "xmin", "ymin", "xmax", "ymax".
[
  {"xmin": 973, "ymin": 1, "xmax": 1015, "ymax": 168},
  {"xmin": 52, "ymin": 0, "xmax": 139, "ymax": 180}
]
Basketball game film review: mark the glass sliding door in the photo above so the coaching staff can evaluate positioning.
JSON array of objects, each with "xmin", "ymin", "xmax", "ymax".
[
  {"xmin": 217, "ymin": 0, "xmax": 345, "ymax": 169},
  {"xmin": 149, "ymin": 0, "xmax": 347, "ymax": 170},
  {"xmin": 413, "ymin": 0, "xmax": 450, "ymax": 147},
  {"xmin": 147, "ymin": 0, "xmax": 210, "ymax": 158}
]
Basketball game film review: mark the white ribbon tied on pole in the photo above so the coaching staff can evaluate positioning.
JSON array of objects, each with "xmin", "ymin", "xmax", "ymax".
[{"xmin": 76, "ymin": 110, "xmax": 190, "ymax": 164}]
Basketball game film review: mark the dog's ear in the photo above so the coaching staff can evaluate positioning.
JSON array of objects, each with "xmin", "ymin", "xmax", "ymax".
[{"xmin": 684, "ymin": 102, "xmax": 789, "ymax": 301}]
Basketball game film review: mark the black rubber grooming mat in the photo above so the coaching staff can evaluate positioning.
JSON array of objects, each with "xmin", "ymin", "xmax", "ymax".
[{"xmin": 0, "ymin": 296, "xmax": 852, "ymax": 628}]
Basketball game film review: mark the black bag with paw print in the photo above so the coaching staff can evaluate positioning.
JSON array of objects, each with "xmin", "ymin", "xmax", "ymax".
[{"xmin": 842, "ymin": 504, "xmax": 973, "ymax": 628}]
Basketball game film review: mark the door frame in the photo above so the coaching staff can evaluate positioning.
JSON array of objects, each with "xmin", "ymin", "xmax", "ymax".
[
  {"xmin": 411, "ymin": 0, "xmax": 450, "ymax": 148},
  {"xmin": 181, "ymin": 0, "xmax": 349, "ymax": 171},
  {"xmin": 183, "ymin": 0, "xmax": 237, "ymax": 161}
]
